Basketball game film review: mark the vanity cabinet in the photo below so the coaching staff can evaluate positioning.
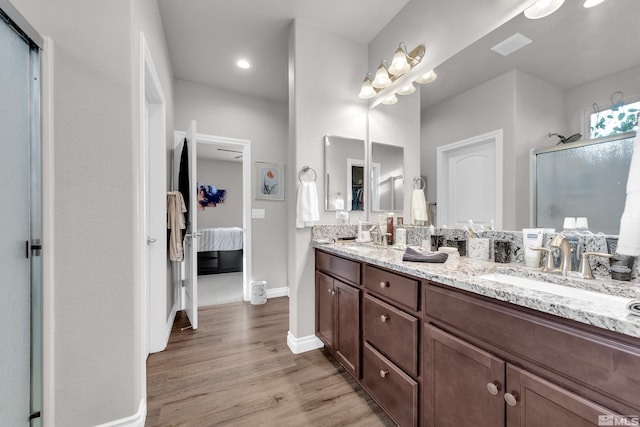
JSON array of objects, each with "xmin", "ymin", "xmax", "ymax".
[
  {"xmin": 423, "ymin": 284, "xmax": 638, "ymax": 427},
  {"xmin": 362, "ymin": 265, "xmax": 421, "ymax": 427},
  {"xmin": 424, "ymin": 324, "xmax": 620, "ymax": 427},
  {"xmin": 315, "ymin": 248, "xmax": 640, "ymax": 427},
  {"xmin": 315, "ymin": 251, "xmax": 361, "ymax": 379}
]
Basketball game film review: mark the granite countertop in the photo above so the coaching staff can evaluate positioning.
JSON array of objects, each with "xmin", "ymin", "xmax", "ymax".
[{"xmin": 312, "ymin": 242, "xmax": 640, "ymax": 339}]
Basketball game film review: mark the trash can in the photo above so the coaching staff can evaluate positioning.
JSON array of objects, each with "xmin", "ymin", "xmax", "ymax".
[{"xmin": 250, "ymin": 281, "xmax": 267, "ymax": 305}]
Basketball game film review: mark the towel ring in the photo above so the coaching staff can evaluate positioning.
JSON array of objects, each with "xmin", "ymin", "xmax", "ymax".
[
  {"xmin": 413, "ymin": 176, "xmax": 425, "ymax": 190},
  {"xmin": 299, "ymin": 166, "xmax": 317, "ymax": 183}
]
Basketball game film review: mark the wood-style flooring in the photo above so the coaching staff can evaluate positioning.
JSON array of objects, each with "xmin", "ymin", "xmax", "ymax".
[{"xmin": 146, "ymin": 297, "xmax": 395, "ymax": 426}]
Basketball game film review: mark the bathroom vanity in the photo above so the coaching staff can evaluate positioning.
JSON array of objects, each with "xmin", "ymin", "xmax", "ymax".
[{"xmin": 314, "ymin": 244, "xmax": 640, "ymax": 427}]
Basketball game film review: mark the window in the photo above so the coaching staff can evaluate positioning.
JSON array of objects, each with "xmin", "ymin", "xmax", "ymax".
[{"xmin": 589, "ymin": 100, "xmax": 639, "ymax": 139}]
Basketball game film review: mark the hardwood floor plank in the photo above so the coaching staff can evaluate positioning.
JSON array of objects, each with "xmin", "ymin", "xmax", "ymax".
[{"xmin": 146, "ymin": 298, "xmax": 394, "ymax": 426}]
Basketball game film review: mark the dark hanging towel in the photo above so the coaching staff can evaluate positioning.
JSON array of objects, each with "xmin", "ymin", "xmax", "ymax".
[{"xmin": 178, "ymin": 138, "xmax": 190, "ymax": 239}]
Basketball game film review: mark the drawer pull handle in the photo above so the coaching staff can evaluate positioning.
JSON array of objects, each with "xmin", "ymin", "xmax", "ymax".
[
  {"xmin": 379, "ymin": 281, "xmax": 390, "ymax": 289},
  {"xmin": 380, "ymin": 314, "xmax": 390, "ymax": 322},
  {"xmin": 486, "ymin": 381, "xmax": 501, "ymax": 396},
  {"xmin": 504, "ymin": 392, "xmax": 519, "ymax": 407},
  {"xmin": 379, "ymin": 369, "xmax": 389, "ymax": 378}
]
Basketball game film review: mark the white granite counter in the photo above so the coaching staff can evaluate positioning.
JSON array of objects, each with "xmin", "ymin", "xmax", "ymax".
[{"xmin": 313, "ymin": 242, "xmax": 640, "ymax": 339}]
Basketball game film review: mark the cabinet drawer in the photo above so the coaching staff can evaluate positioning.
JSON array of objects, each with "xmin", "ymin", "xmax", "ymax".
[
  {"xmin": 425, "ymin": 284, "xmax": 640, "ymax": 413},
  {"xmin": 363, "ymin": 342, "xmax": 418, "ymax": 427},
  {"xmin": 364, "ymin": 294, "xmax": 419, "ymax": 377},
  {"xmin": 316, "ymin": 250, "xmax": 360, "ymax": 286},
  {"xmin": 364, "ymin": 265, "xmax": 419, "ymax": 311}
]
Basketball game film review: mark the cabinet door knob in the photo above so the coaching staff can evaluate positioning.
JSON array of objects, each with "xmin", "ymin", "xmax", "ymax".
[
  {"xmin": 379, "ymin": 281, "xmax": 390, "ymax": 289},
  {"xmin": 379, "ymin": 369, "xmax": 389, "ymax": 378},
  {"xmin": 504, "ymin": 392, "xmax": 519, "ymax": 407},
  {"xmin": 380, "ymin": 314, "xmax": 390, "ymax": 322},
  {"xmin": 327, "ymin": 288, "xmax": 332, "ymax": 294},
  {"xmin": 331, "ymin": 290, "xmax": 336, "ymax": 296},
  {"xmin": 486, "ymin": 381, "xmax": 501, "ymax": 396}
]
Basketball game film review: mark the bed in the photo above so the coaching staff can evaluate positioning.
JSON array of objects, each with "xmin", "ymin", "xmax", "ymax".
[{"xmin": 197, "ymin": 227, "xmax": 243, "ymax": 275}]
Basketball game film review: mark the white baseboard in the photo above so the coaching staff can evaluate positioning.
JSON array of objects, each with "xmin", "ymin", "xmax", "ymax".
[
  {"xmin": 95, "ymin": 398, "xmax": 146, "ymax": 427},
  {"xmin": 287, "ymin": 331, "xmax": 324, "ymax": 354},
  {"xmin": 267, "ymin": 287, "xmax": 289, "ymax": 298}
]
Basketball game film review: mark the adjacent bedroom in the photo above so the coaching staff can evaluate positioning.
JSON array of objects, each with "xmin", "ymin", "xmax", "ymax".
[{"xmin": 196, "ymin": 141, "xmax": 244, "ymax": 306}]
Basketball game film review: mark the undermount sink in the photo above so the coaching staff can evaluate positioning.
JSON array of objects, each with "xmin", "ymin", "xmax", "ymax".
[{"xmin": 479, "ymin": 273, "xmax": 633, "ymax": 309}]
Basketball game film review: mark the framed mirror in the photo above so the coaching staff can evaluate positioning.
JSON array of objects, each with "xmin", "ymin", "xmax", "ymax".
[
  {"xmin": 324, "ymin": 135, "xmax": 365, "ymax": 211},
  {"xmin": 371, "ymin": 142, "xmax": 404, "ymax": 212}
]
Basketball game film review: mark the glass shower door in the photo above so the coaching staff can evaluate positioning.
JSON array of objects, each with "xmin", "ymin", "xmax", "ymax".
[{"xmin": 0, "ymin": 8, "xmax": 41, "ymax": 426}]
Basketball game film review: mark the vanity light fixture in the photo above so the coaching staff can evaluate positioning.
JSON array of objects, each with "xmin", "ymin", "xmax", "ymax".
[
  {"xmin": 381, "ymin": 93, "xmax": 398, "ymax": 105},
  {"xmin": 358, "ymin": 73, "xmax": 377, "ymax": 99},
  {"xmin": 372, "ymin": 60, "xmax": 392, "ymax": 89},
  {"xmin": 415, "ymin": 69, "xmax": 437, "ymax": 84},
  {"xmin": 583, "ymin": 0, "xmax": 606, "ymax": 7},
  {"xmin": 358, "ymin": 43, "xmax": 437, "ymax": 103},
  {"xmin": 524, "ymin": 0, "xmax": 565, "ymax": 19}
]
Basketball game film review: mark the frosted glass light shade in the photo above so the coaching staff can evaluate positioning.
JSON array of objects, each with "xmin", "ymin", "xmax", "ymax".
[
  {"xmin": 415, "ymin": 70, "xmax": 437, "ymax": 84},
  {"xmin": 372, "ymin": 63, "xmax": 392, "ymax": 89},
  {"xmin": 388, "ymin": 47, "xmax": 410, "ymax": 76},
  {"xmin": 524, "ymin": 0, "xmax": 565, "ymax": 19},
  {"xmin": 358, "ymin": 75, "xmax": 377, "ymax": 99},
  {"xmin": 381, "ymin": 94, "xmax": 398, "ymax": 105},
  {"xmin": 396, "ymin": 82, "xmax": 415, "ymax": 95}
]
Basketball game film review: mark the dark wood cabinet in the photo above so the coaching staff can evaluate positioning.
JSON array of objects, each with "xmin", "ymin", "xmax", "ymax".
[
  {"xmin": 315, "ymin": 271, "xmax": 334, "ymax": 350},
  {"xmin": 315, "ymin": 249, "xmax": 640, "ymax": 427},
  {"xmin": 505, "ymin": 364, "xmax": 619, "ymax": 427},
  {"xmin": 315, "ymin": 269, "xmax": 360, "ymax": 378},
  {"xmin": 424, "ymin": 324, "xmax": 505, "ymax": 427},
  {"xmin": 334, "ymin": 280, "xmax": 360, "ymax": 375},
  {"xmin": 424, "ymin": 324, "xmax": 623, "ymax": 427}
]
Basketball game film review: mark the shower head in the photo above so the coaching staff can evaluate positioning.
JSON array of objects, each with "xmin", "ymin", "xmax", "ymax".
[{"xmin": 548, "ymin": 132, "xmax": 582, "ymax": 144}]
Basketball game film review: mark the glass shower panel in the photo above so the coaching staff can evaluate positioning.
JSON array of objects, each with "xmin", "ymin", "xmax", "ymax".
[{"xmin": 0, "ymin": 14, "xmax": 33, "ymax": 426}]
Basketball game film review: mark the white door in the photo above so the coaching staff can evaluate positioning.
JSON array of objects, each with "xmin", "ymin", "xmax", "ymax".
[
  {"xmin": 174, "ymin": 120, "xmax": 198, "ymax": 329},
  {"xmin": 437, "ymin": 130, "xmax": 503, "ymax": 229},
  {"xmin": 0, "ymin": 14, "xmax": 41, "ymax": 426}
]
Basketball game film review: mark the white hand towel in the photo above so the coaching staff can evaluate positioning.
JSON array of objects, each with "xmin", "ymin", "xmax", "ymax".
[
  {"xmin": 296, "ymin": 181, "xmax": 320, "ymax": 228},
  {"xmin": 617, "ymin": 131, "xmax": 640, "ymax": 256},
  {"xmin": 411, "ymin": 188, "xmax": 427, "ymax": 224}
]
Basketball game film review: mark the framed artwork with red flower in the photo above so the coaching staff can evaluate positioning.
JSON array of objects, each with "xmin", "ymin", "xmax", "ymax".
[{"xmin": 255, "ymin": 162, "xmax": 284, "ymax": 201}]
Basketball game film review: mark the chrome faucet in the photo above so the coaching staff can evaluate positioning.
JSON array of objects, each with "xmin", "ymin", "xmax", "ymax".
[
  {"xmin": 369, "ymin": 224, "xmax": 386, "ymax": 246},
  {"xmin": 549, "ymin": 234, "xmax": 572, "ymax": 276}
]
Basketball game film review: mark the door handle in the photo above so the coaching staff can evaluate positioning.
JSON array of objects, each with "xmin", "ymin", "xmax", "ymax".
[{"xmin": 147, "ymin": 237, "xmax": 157, "ymax": 244}]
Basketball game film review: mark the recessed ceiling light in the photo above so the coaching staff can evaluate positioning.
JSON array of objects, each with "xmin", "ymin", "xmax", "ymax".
[
  {"xmin": 236, "ymin": 59, "xmax": 250, "ymax": 69},
  {"xmin": 491, "ymin": 33, "xmax": 533, "ymax": 57},
  {"xmin": 583, "ymin": 0, "xmax": 605, "ymax": 8},
  {"xmin": 524, "ymin": 0, "xmax": 565, "ymax": 19}
]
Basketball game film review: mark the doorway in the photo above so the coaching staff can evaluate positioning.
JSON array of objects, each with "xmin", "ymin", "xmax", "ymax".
[
  {"xmin": 139, "ymin": 33, "xmax": 169, "ymax": 357},
  {"xmin": 0, "ymin": 5, "xmax": 43, "ymax": 425},
  {"xmin": 436, "ymin": 129, "xmax": 503, "ymax": 229},
  {"xmin": 173, "ymin": 131, "xmax": 252, "ymax": 308}
]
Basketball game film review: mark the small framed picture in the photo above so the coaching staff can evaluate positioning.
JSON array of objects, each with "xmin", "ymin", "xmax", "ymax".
[{"xmin": 255, "ymin": 162, "xmax": 284, "ymax": 201}]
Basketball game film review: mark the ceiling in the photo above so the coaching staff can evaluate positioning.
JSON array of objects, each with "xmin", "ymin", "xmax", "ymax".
[
  {"xmin": 420, "ymin": 0, "xmax": 640, "ymax": 110},
  {"xmin": 157, "ymin": 0, "xmax": 410, "ymax": 103},
  {"xmin": 157, "ymin": 0, "xmax": 639, "ymax": 145}
]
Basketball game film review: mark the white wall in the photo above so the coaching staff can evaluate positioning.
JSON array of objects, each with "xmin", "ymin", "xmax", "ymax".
[
  {"xmin": 196, "ymin": 159, "xmax": 243, "ymax": 229},
  {"xmin": 174, "ymin": 79, "xmax": 288, "ymax": 290},
  {"xmin": 513, "ymin": 69, "xmax": 565, "ymax": 229},
  {"xmin": 288, "ymin": 19, "xmax": 368, "ymax": 342}
]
